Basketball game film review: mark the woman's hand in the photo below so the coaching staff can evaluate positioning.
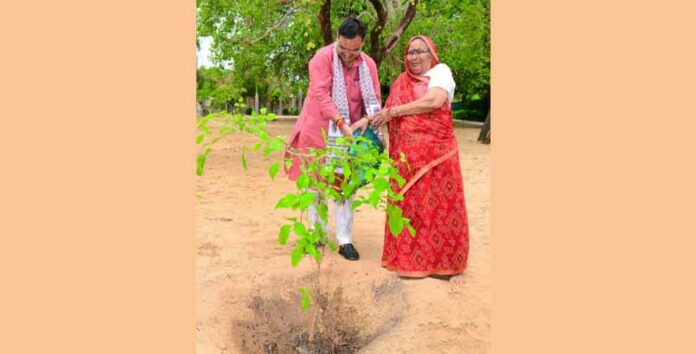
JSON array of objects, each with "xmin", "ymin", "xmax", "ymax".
[
  {"xmin": 351, "ymin": 117, "xmax": 370, "ymax": 137},
  {"xmin": 370, "ymin": 108, "xmax": 393, "ymax": 126}
]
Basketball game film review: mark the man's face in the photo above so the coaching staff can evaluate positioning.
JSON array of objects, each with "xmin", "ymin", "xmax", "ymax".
[{"xmin": 336, "ymin": 35, "xmax": 363, "ymax": 67}]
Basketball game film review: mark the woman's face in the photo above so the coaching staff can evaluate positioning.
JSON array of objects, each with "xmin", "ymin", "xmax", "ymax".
[{"xmin": 407, "ymin": 39, "xmax": 434, "ymax": 75}]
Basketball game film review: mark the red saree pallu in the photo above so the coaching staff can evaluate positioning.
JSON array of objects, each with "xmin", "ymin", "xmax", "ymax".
[{"xmin": 381, "ymin": 36, "xmax": 470, "ymax": 277}]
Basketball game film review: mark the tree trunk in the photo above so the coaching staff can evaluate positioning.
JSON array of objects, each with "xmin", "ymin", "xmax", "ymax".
[
  {"xmin": 318, "ymin": 0, "xmax": 333, "ymax": 45},
  {"xmin": 298, "ymin": 88, "xmax": 303, "ymax": 112},
  {"xmin": 317, "ymin": 0, "xmax": 418, "ymax": 68},
  {"xmin": 367, "ymin": 0, "xmax": 388, "ymax": 66},
  {"xmin": 254, "ymin": 88, "xmax": 259, "ymax": 114},
  {"xmin": 374, "ymin": 0, "xmax": 418, "ymax": 67},
  {"xmin": 478, "ymin": 111, "xmax": 491, "ymax": 144}
]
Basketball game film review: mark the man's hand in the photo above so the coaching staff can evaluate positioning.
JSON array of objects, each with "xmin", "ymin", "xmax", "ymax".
[
  {"xmin": 332, "ymin": 116, "xmax": 353, "ymax": 138},
  {"xmin": 338, "ymin": 122, "xmax": 353, "ymax": 138},
  {"xmin": 351, "ymin": 117, "xmax": 370, "ymax": 137}
]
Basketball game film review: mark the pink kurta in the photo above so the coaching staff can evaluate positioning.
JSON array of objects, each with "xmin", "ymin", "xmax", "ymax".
[{"xmin": 285, "ymin": 43, "xmax": 381, "ymax": 180}]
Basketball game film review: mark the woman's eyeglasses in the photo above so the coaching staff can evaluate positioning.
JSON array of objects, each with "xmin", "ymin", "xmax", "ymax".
[{"xmin": 407, "ymin": 49, "xmax": 430, "ymax": 57}]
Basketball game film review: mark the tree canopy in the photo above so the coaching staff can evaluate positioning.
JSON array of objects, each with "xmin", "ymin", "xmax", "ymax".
[{"xmin": 197, "ymin": 0, "xmax": 489, "ymax": 106}]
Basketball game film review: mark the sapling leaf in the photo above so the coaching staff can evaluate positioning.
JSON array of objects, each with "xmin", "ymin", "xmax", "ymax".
[
  {"xmin": 298, "ymin": 192, "xmax": 315, "ymax": 209},
  {"xmin": 291, "ymin": 247, "xmax": 303, "ymax": 267},
  {"xmin": 296, "ymin": 174, "xmax": 310, "ymax": 189},
  {"xmin": 299, "ymin": 288, "xmax": 311, "ymax": 311},
  {"xmin": 307, "ymin": 244, "xmax": 321, "ymax": 262},
  {"xmin": 275, "ymin": 194, "xmax": 298, "ymax": 209},
  {"xmin": 293, "ymin": 222, "xmax": 308, "ymax": 236},
  {"xmin": 374, "ymin": 177, "xmax": 389, "ymax": 194},
  {"xmin": 393, "ymin": 174, "xmax": 406, "ymax": 188},
  {"xmin": 278, "ymin": 225, "xmax": 291, "ymax": 245},
  {"xmin": 200, "ymin": 125, "xmax": 211, "ymax": 135},
  {"xmin": 341, "ymin": 162, "xmax": 351, "ymax": 179},
  {"xmin": 317, "ymin": 203, "xmax": 328, "ymax": 223},
  {"xmin": 196, "ymin": 153, "xmax": 207, "ymax": 176},
  {"xmin": 388, "ymin": 206, "xmax": 404, "ymax": 236},
  {"xmin": 406, "ymin": 220, "xmax": 416, "ymax": 237},
  {"xmin": 268, "ymin": 162, "xmax": 280, "ymax": 180},
  {"xmin": 351, "ymin": 200, "xmax": 363, "ymax": 211}
]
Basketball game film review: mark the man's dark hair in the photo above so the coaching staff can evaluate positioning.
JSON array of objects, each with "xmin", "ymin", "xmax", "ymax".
[{"xmin": 338, "ymin": 17, "xmax": 367, "ymax": 39}]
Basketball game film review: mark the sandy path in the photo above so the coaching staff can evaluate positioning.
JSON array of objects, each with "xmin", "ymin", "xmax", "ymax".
[{"xmin": 196, "ymin": 120, "xmax": 490, "ymax": 353}]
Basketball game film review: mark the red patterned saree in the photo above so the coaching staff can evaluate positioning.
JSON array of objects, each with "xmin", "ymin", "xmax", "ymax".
[{"xmin": 381, "ymin": 36, "xmax": 470, "ymax": 277}]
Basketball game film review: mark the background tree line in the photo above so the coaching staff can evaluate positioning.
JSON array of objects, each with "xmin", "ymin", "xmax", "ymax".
[{"xmin": 196, "ymin": 0, "xmax": 489, "ymax": 121}]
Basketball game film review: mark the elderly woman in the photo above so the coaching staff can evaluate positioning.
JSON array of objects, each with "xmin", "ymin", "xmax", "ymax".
[{"xmin": 355, "ymin": 35, "xmax": 470, "ymax": 279}]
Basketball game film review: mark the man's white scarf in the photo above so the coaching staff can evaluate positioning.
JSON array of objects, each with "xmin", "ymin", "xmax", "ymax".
[{"xmin": 328, "ymin": 44, "xmax": 381, "ymax": 172}]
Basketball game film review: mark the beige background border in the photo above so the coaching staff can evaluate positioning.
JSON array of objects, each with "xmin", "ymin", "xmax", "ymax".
[
  {"xmin": 2, "ymin": 1, "xmax": 695, "ymax": 353},
  {"xmin": 493, "ymin": 1, "xmax": 696, "ymax": 353},
  {"xmin": 2, "ymin": 1, "xmax": 195, "ymax": 353}
]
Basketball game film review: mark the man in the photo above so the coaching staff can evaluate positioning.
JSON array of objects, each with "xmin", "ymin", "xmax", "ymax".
[{"xmin": 284, "ymin": 17, "xmax": 381, "ymax": 261}]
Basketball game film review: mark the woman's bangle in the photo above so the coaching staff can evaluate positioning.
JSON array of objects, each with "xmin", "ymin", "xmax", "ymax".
[{"xmin": 336, "ymin": 119, "xmax": 346, "ymax": 129}]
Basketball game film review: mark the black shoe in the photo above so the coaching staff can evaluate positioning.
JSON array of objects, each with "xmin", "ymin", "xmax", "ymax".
[{"xmin": 338, "ymin": 243, "xmax": 360, "ymax": 261}]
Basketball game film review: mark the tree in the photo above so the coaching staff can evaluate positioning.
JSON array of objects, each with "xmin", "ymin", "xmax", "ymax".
[
  {"xmin": 197, "ymin": 0, "xmax": 490, "ymax": 106},
  {"xmin": 398, "ymin": 0, "xmax": 490, "ymax": 101},
  {"xmin": 197, "ymin": 0, "xmax": 420, "ymax": 94},
  {"xmin": 197, "ymin": 67, "xmax": 244, "ymax": 112},
  {"xmin": 315, "ymin": 0, "xmax": 418, "ymax": 68}
]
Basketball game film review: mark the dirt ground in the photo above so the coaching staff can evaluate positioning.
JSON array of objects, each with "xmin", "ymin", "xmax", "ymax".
[{"xmin": 196, "ymin": 119, "xmax": 490, "ymax": 353}]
